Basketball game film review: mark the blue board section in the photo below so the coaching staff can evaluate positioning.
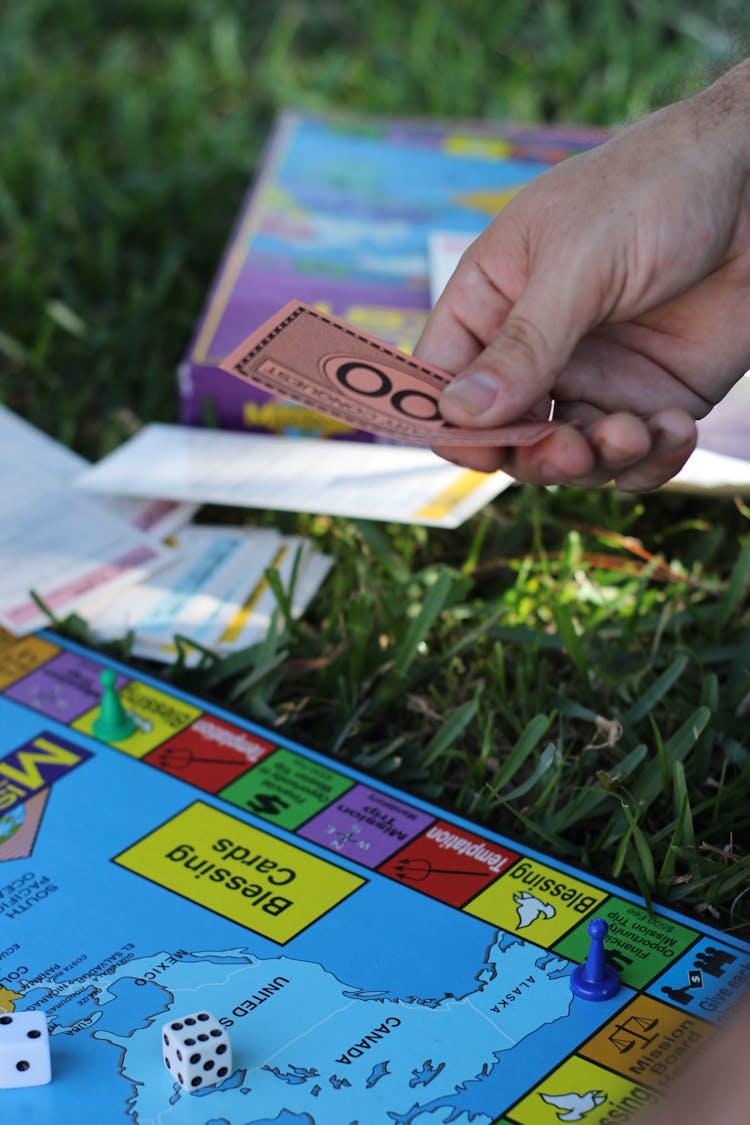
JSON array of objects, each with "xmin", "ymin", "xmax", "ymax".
[{"xmin": 0, "ymin": 631, "xmax": 746, "ymax": 1124}]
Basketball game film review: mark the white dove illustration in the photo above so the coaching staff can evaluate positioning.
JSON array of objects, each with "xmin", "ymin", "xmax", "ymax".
[
  {"xmin": 540, "ymin": 1089, "xmax": 607, "ymax": 1121},
  {"xmin": 514, "ymin": 890, "xmax": 556, "ymax": 929}
]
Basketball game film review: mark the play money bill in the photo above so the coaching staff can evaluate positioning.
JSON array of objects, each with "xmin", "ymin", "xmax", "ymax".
[{"xmin": 219, "ymin": 301, "xmax": 559, "ymax": 447}]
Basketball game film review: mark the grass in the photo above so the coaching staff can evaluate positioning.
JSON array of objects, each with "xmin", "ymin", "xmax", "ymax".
[{"xmin": 1, "ymin": 0, "xmax": 749, "ymax": 937}]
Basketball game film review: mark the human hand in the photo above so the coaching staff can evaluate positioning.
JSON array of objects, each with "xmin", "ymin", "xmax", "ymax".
[
  {"xmin": 633, "ymin": 997, "xmax": 750, "ymax": 1125},
  {"xmin": 414, "ymin": 59, "xmax": 750, "ymax": 489}
]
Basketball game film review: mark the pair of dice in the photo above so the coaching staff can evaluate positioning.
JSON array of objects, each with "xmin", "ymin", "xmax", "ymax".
[
  {"xmin": 162, "ymin": 1010, "xmax": 232, "ymax": 1091},
  {"xmin": 0, "ymin": 1012, "xmax": 51, "ymax": 1088},
  {"xmin": 0, "ymin": 1007, "xmax": 231, "ymax": 1093}
]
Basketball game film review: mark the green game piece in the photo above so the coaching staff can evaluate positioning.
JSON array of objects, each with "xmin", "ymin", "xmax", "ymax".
[{"xmin": 93, "ymin": 669, "xmax": 137, "ymax": 741}]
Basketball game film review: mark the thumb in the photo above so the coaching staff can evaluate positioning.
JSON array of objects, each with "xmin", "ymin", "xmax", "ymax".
[{"xmin": 439, "ymin": 275, "xmax": 596, "ymax": 427}]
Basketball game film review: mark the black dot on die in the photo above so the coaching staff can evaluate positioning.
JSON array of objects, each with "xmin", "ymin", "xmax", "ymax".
[
  {"xmin": 216, "ymin": 1043, "xmax": 227, "ymax": 1055},
  {"xmin": 163, "ymin": 1034, "xmax": 169, "ymax": 1045},
  {"xmin": 0, "ymin": 1017, "xmax": 12, "ymax": 1026},
  {"xmin": 189, "ymin": 1053, "xmax": 201, "ymax": 1064},
  {"xmin": 197, "ymin": 1033, "xmax": 209, "ymax": 1042},
  {"xmin": 203, "ymin": 1060, "xmax": 215, "ymax": 1071},
  {"xmin": 185, "ymin": 1017, "xmax": 196, "ymax": 1026},
  {"xmin": 190, "ymin": 1076, "xmax": 202, "ymax": 1087},
  {"xmin": 176, "ymin": 1049, "xmax": 183, "ymax": 1062},
  {"xmin": 27, "ymin": 1030, "xmax": 41, "ymax": 1040},
  {"xmin": 16, "ymin": 1061, "xmax": 30, "ymax": 1072},
  {"xmin": 177, "ymin": 1072, "xmax": 183, "ymax": 1084},
  {"xmin": 171, "ymin": 1021, "xmax": 183, "ymax": 1031},
  {"xmin": 217, "ymin": 1066, "xmax": 228, "ymax": 1077},
  {"xmin": 197, "ymin": 1013, "xmax": 209, "ymax": 1021},
  {"xmin": 184, "ymin": 1037, "xmax": 195, "ymax": 1046},
  {"xmin": 210, "ymin": 1029, "xmax": 221, "ymax": 1038}
]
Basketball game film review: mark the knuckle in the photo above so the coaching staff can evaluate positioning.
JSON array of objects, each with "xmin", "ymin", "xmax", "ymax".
[{"xmin": 497, "ymin": 314, "xmax": 550, "ymax": 371}]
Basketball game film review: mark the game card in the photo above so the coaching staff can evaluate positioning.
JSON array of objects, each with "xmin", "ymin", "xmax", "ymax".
[
  {"xmin": 214, "ymin": 535, "xmax": 333, "ymax": 656},
  {"xmin": 427, "ymin": 230, "xmax": 478, "ymax": 304},
  {"xmin": 75, "ymin": 425, "xmax": 515, "ymax": 527},
  {"xmin": 0, "ymin": 454, "xmax": 173, "ymax": 635},
  {"xmin": 78, "ymin": 525, "xmax": 283, "ymax": 654},
  {"xmin": 0, "ymin": 405, "xmax": 196, "ymax": 538}
]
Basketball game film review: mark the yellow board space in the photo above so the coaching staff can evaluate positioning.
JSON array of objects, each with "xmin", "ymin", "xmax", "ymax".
[
  {"xmin": 113, "ymin": 801, "xmax": 366, "ymax": 944},
  {"xmin": 507, "ymin": 1054, "xmax": 655, "ymax": 1125},
  {"xmin": 74, "ymin": 679, "xmax": 202, "ymax": 756},
  {"xmin": 464, "ymin": 857, "xmax": 608, "ymax": 944}
]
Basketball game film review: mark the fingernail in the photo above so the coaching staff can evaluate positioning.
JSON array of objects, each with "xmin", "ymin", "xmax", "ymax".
[
  {"xmin": 442, "ymin": 371, "xmax": 498, "ymax": 415},
  {"xmin": 654, "ymin": 417, "xmax": 693, "ymax": 450}
]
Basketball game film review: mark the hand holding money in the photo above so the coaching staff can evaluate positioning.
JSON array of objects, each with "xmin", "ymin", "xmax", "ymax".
[
  {"xmin": 219, "ymin": 301, "xmax": 559, "ymax": 451},
  {"xmin": 415, "ymin": 60, "xmax": 750, "ymax": 489}
]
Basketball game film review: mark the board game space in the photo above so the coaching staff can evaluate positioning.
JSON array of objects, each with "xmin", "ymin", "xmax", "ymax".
[{"xmin": 0, "ymin": 629, "xmax": 748, "ymax": 1125}]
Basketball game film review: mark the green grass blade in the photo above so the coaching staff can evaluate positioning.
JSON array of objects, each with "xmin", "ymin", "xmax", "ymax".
[
  {"xmin": 715, "ymin": 535, "xmax": 750, "ymax": 632},
  {"xmin": 487, "ymin": 713, "xmax": 553, "ymax": 795},
  {"xmin": 421, "ymin": 699, "xmax": 479, "ymax": 768},
  {"xmin": 392, "ymin": 568, "xmax": 456, "ymax": 676},
  {"xmin": 551, "ymin": 603, "xmax": 588, "ymax": 678},
  {"xmin": 623, "ymin": 654, "xmax": 689, "ymax": 724}
]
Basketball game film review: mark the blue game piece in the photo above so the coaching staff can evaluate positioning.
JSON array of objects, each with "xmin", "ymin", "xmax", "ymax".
[{"xmin": 570, "ymin": 918, "xmax": 620, "ymax": 1001}]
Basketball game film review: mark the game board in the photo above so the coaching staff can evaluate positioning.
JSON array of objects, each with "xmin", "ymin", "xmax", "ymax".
[{"xmin": 0, "ymin": 630, "xmax": 748, "ymax": 1124}]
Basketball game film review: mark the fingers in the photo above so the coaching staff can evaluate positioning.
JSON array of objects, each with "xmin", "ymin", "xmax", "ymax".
[
  {"xmin": 433, "ymin": 425, "xmax": 598, "ymax": 482},
  {"xmin": 430, "ymin": 443, "xmax": 511, "ymax": 475},
  {"xmin": 415, "ymin": 243, "xmax": 512, "ymax": 376},
  {"xmin": 510, "ymin": 409, "xmax": 696, "ymax": 489},
  {"xmin": 416, "ymin": 195, "xmax": 604, "ymax": 431},
  {"xmin": 611, "ymin": 409, "xmax": 697, "ymax": 491},
  {"xmin": 438, "ymin": 271, "xmax": 601, "ymax": 427},
  {"xmin": 507, "ymin": 424, "xmax": 599, "ymax": 484},
  {"xmin": 431, "ymin": 409, "xmax": 697, "ymax": 491}
]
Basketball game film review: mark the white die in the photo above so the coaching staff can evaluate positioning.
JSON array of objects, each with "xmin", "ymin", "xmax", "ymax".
[
  {"xmin": 161, "ymin": 1010, "xmax": 231, "ymax": 1090},
  {"xmin": 0, "ymin": 1011, "xmax": 51, "ymax": 1088}
]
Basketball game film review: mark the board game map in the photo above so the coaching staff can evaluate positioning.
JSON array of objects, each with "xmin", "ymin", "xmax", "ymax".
[{"xmin": 0, "ymin": 629, "xmax": 748, "ymax": 1124}]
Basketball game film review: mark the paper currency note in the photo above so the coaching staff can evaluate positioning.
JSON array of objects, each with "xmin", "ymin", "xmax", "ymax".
[{"xmin": 219, "ymin": 301, "xmax": 559, "ymax": 447}]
